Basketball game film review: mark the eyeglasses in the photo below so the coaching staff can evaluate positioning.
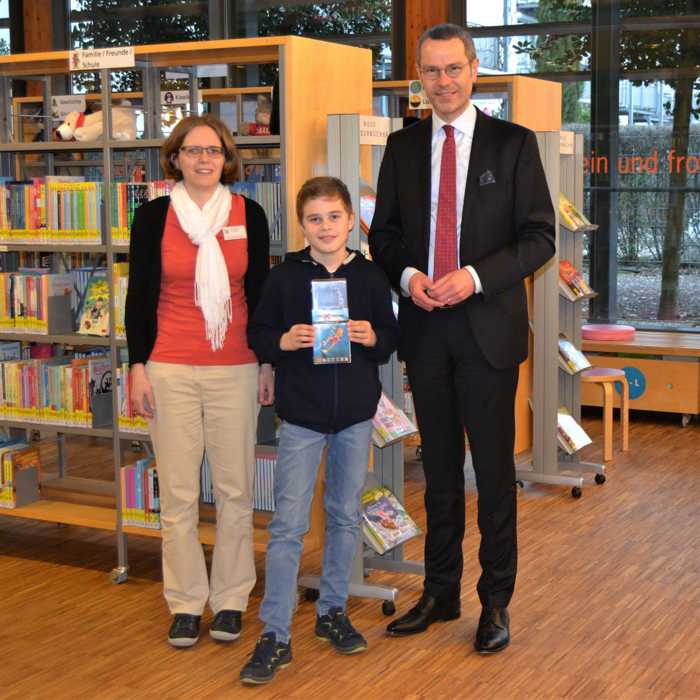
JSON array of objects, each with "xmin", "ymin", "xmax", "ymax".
[
  {"xmin": 419, "ymin": 63, "xmax": 469, "ymax": 80},
  {"xmin": 179, "ymin": 145, "xmax": 225, "ymax": 158}
]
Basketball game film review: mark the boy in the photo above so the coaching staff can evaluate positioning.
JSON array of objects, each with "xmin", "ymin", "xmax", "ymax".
[{"xmin": 241, "ymin": 176, "xmax": 399, "ymax": 685}]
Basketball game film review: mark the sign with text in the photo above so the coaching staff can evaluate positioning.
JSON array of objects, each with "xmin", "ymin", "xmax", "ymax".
[
  {"xmin": 51, "ymin": 95, "xmax": 87, "ymax": 120},
  {"xmin": 359, "ymin": 115, "xmax": 391, "ymax": 146},
  {"xmin": 408, "ymin": 80, "xmax": 432, "ymax": 110},
  {"xmin": 161, "ymin": 90, "xmax": 190, "ymax": 106},
  {"xmin": 69, "ymin": 47, "xmax": 135, "ymax": 71},
  {"xmin": 560, "ymin": 131, "xmax": 575, "ymax": 155}
]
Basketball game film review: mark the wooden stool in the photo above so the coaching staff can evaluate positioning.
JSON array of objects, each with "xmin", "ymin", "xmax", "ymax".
[{"xmin": 581, "ymin": 367, "xmax": 630, "ymax": 461}]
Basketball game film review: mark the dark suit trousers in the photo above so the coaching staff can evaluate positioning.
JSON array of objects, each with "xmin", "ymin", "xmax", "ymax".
[{"xmin": 405, "ymin": 305, "xmax": 519, "ymax": 609}]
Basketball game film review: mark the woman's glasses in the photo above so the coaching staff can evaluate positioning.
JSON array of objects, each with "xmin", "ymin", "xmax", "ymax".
[{"xmin": 179, "ymin": 145, "xmax": 225, "ymax": 158}]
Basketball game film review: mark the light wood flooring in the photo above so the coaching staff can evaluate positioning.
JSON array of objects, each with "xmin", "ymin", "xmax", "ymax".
[{"xmin": 1, "ymin": 410, "xmax": 699, "ymax": 699}]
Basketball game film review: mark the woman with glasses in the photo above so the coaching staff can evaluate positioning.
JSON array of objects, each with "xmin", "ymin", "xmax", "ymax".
[{"xmin": 125, "ymin": 114, "xmax": 272, "ymax": 648}]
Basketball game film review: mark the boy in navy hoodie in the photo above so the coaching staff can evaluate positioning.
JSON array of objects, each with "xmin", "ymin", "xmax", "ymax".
[{"xmin": 241, "ymin": 177, "xmax": 399, "ymax": 685}]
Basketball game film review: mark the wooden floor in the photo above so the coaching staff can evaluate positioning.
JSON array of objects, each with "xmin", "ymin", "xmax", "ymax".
[{"xmin": 1, "ymin": 410, "xmax": 699, "ymax": 699}]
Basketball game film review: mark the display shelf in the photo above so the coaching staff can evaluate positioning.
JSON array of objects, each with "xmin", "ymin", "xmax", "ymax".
[
  {"xmin": 0, "ymin": 333, "xmax": 111, "ymax": 346},
  {"xmin": 0, "ymin": 420, "xmax": 112, "ymax": 438},
  {"xmin": 0, "ymin": 243, "xmax": 107, "ymax": 253},
  {"xmin": 0, "ymin": 499, "xmax": 117, "ymax": 531}
]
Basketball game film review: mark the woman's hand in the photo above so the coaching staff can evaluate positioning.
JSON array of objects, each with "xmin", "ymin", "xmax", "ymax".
[
  {"xmin": 130, "ymin": 363, "xmax": 155, "ymax": 418},
  {"xmin": 280, "ymin": 324, "xmax": 315, "ymax": 351},
  {"xmin": 348, "ymin": 319, "xmax": 377, "ymax": 347},
  {"xmin": 258, "ymin": 363, "xmax": 274, "ymax": 405}
]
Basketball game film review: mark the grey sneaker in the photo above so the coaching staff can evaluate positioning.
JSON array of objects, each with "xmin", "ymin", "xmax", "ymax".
[
  {"xmin": 209, "ymin": 609, "xmax": 241, "ymax": 642},
  {"xmin": 240, "ymin": 633, "xmax": 292, "ymax": 685},
  {"xmin": 315, "ymin": 607, "xmax": 367, "ymax": 654}
]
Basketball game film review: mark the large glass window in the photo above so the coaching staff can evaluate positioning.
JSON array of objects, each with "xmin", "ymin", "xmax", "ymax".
[{"xmin": 0, "ymin": 0, "xmax": 9, "ymax": 54}]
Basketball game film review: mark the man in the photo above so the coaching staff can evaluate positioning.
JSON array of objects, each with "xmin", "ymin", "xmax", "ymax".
[{"xmin": 369, "ymin": 23, "xmax": 555, "ymax": 653}]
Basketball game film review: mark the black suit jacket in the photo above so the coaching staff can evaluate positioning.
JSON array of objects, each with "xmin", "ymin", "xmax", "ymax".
[{"xmin": 369, "ymin": 108, "xmax": 556, "ymax": 369}]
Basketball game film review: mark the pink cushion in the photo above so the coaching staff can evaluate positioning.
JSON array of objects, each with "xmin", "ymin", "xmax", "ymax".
[{"xmin": 581, "ymin": 324, "xmax": 635, "ymax": 341}]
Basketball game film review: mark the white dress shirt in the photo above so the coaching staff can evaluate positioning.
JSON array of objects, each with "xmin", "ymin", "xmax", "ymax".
[{"xmin": 400, "ymin": 102, "xmax": 483, "ymax": 296}]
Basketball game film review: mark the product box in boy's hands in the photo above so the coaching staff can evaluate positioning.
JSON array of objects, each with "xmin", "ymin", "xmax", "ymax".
[{"xmin": 311, "ymin": 278, "xmax": 351, "ymax": 364}]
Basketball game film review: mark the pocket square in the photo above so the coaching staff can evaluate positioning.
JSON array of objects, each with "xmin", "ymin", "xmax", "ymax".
[{"xmin": 479, "ymin": 170, "xmax": 496, "ymax": 186}]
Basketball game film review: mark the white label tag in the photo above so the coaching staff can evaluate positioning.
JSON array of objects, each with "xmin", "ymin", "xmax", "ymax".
[{"xmin": 223, "ymin": 225, "xmax": 247, "ymax": 240}]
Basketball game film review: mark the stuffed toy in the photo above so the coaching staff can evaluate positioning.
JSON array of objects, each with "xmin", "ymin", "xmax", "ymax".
[
  {"xmin": 238, "ymin": 94, "xmax": 272, "ymax": 136},
  {"xmin": 56, "ymin": 105, "xmax": 137, "ymax": 141}
]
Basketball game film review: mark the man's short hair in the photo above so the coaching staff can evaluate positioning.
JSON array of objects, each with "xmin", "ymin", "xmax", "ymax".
[
  {"xmin": 416, "ymin": 23, "xmax": 477, "ymax": 65},
  {"xmin": 296, "ymin": 176, "xmax": 353, "ymax": 222}
]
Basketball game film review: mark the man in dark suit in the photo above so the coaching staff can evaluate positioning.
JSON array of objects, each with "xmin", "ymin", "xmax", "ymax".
[{"xmin": 369, "ymin": 23, "xmax": 555, "ymax": 653}]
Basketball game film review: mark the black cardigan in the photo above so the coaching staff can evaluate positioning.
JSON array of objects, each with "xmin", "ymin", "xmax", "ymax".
[{"xmin": 124, "ymin": 195, "xmax": 270, "ymax": 366}]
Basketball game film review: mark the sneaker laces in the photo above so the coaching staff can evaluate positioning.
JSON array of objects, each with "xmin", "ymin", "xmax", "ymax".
[
  {"xmin": 250, "ymin": 634, "xmax": 278, "ymax": 667},
  {"xmin": 330, "ymin": 611, "xmax": 357, "ymax": 639}
]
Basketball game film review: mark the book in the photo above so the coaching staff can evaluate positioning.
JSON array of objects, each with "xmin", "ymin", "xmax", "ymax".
[
  {"xmin": 372, "ymin": 392, "xmax": 418, "ymax": 448},
  {"xmin": 559, "ymin": 260, "xmax": 597, "ymax": 302},
  {"xmin": 557, "ymin": 408, "xmax": 593, "ymax": 454},
  {"xmin": 0, "ymin": 442, "xmax": 41, "ymax": 509},
  {"xmin": 311, "ymin": 279, "xmax": 351, "ymax": 365},
  {"xmin": 558, "ymin": 335, "xmax": 592, "ymax": 375},
  {"xmin": 559, "ymin": 193, "xmax": 598, "ymax": 232},
  {"xmin": 77, "ymin": 273, "xmax": 109, "ymax": 336},
  {"xmin": 361, "ymin": 486, "xmax": 421, "ymax": 555}
]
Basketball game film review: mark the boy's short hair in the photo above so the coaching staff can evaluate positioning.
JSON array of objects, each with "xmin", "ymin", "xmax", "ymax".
[{"xmin": 296, "ymin": 176, "xmax": 353, "ymax": 222}]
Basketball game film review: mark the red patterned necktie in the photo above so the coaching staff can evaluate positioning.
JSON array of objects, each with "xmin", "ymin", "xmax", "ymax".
[{"xmin": 433, "ymin": 124, "xmax": 458, "ymax": 281}]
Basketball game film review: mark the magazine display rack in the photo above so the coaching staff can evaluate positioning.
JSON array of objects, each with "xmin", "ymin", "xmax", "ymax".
[
  {"xmin": 297, "ymin": 113, "xmax": 424, "ymax": 614},
  {"xmin": 0, "ymin": 37, "xmax": 373, "ymax": 581},
  {"xmin": 515, "ymin": 132, "xmax": 605, "ymax": 497}
]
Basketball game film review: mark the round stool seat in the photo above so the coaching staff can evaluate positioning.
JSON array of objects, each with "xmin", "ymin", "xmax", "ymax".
[
  {"xmin": 582, "ymin": 324, "xmax": 635, "ymax": 341},
  {"xmin": 581, "ymin": 367, "xmax": 626, "ymax": 382}
]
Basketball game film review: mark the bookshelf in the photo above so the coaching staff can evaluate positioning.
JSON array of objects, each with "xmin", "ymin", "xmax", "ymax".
[{"xmin": 0, "ymin": 36, "xmax": 373, "ymax": 581}]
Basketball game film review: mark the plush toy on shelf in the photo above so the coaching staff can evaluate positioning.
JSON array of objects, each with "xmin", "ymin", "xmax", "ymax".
[
  {"xmin": 238, "ymin": 94, "xmax": 272, "ymax": 136},
  {"xmin": 56, "ymin": 104, "xmax": 137, "ymax": 142}
]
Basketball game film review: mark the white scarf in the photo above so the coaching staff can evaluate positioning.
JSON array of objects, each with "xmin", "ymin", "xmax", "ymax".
[{"xmin": 170, "ymin": 182, "xmax": 232, "ymax": 351}]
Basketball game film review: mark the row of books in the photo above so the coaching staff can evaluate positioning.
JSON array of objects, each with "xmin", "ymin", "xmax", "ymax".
[
  {"xmin": 0, "ymin": 354, "xmax": 111, "ymax": 427},
  {"xmin": 231, "ymin": 181, "xmax": 283, "ymax": 244},
  {"xmin": 111, "ymin": 181, "xmax": 173, "ymax": 245},
  {"xmin": 0, "ymin": 179, "xmax": 103, "ymax": 244},
  {"xmin": 120, "ymin": 457, "xmax": 160, "ymax": 528},
  {"xmin": 0, "ymin": 272, "xmax": 73, "ymax": 334},
  {"xmin": 0, "ymin": 440, "xmax": 41, "ymax": 509},
  {"xmin": 200, "ymin": 447, "xmax": 276, "ymax": 512}
]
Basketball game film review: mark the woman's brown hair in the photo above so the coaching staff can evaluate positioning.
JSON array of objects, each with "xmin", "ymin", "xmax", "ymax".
[{"xmin": 161, "ymin": 114, "xmax": 240, "ymax": 184}]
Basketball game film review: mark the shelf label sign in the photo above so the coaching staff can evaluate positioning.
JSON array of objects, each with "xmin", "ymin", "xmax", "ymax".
[
  {"xmin": 359, "ymin": 115, "xmax": 391, "ymax": 146},
  {"xmin": 619, "ymin": 366, "xmax": 646, "ymax": 400},
  {"xmin": 51, "ymin": 95, "xmax": 86, "ymax": 120},
  {"xmin": 408, "ymin": 80, "xmax": 432, "ymax": 110},
  {"xmin": 161, "ymin": 90, "xmax": 190, "ymax": 106},
  {"xmin": 69, "ymin": 47, "xmax": 135, "ymax": 71}
]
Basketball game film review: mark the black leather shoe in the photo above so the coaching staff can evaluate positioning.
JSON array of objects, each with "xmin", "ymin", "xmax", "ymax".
[
  {"xmin": 168, "ymin": 613, "xmax": 201, "ymax": 648},
  {"xmin": 474, "ymin": 606, "xmax": 510, "ymax": 654},
  {"xmin": 386, "ymin": 593, "xmax": 460, "ymax": 636}
]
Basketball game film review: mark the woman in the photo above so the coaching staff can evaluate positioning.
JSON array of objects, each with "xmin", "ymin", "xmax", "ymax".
[{"xmin": 125, "ymin": 114, "xmax": 273, "ymax": 648}]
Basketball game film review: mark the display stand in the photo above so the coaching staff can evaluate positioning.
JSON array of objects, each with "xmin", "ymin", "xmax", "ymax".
[
  {"xmin": 515, "ymin": 132, "xmax": 605, "ymax": 497},
  {"xmin": 298, "ymin": 114, "xmax": 424, "ymax": 614},
  {"xmin": 0, "ymin": 37, "xmax": 373, "ymax": 581}
]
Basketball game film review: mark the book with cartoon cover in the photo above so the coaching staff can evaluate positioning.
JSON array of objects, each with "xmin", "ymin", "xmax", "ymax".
[
  {"xmin": 361, "ymin": 486, "xmax": 421, "ymax": 555},
  {"xmin": 77, "ymin": 273, "xmax": 109, "ymax": 336},
  {"xmin": 559, "ymin": 193, "xmax": 598, "ymax": 232},
  {"xmin": 311, "ymin": 279, "xmax": 351, "ymax": 364},
  {"xmin": 372, "ymin": 392, "xmax": 418, "ymax": 447}
]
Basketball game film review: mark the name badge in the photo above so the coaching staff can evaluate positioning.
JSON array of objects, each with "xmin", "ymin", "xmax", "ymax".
[{"xmin": 223, "ymin": 225, "xmax": 247, "ymax": 240}]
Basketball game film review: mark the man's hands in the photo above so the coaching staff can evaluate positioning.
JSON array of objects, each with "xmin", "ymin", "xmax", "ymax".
[
  {"xmin": 409, "ymin": 269, "xmax": 475, "ymax": 311},
  {"xmin": 279, "ymin": 321, "xmax": 377, "ymax": 350},
  {"xmin": 130, "ymin": 363, "xmax": 155, "ymax": 418}
]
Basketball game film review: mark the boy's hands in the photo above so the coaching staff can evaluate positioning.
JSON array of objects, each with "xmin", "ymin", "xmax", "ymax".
[
  {"xmin": 280, "ymin": 324, "xmax": 315, "ymax": 351},
  {"xmin": 348, "ymin": 319, "xmax": 377, "ymax": 347}
]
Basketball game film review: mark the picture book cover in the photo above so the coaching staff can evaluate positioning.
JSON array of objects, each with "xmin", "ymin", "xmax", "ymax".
[
  {"xmin": 372, "ymin": 392, "xmax": 418, "ymax": 448},
  {"xmin": 313, "ymin": 322, "xmax": 351, "ymax": 365},
  {"xmin": 559, "ymin": 193, "xmax": 598, "ymax": 232},
  {"xmin": 361, "ymin": 486, "xmax": 421, "ymax": 555},
  {"xmin": 77, "ymin": 274, "xmax": 109, "ymax": 336},
  {"xmin": 311, "ymin": 278, "xmax": 350, "ymax": 364}
]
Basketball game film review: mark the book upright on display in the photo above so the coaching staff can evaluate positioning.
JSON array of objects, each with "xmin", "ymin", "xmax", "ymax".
[
  {"xmin": 559, "ymin": 193, "xmax": 598, "ymax": 233},
  {"xmin": 558, "ymin": 335, "xmax": 592, "ymax": 375},
  {"xmin": 372, "ymin": 392, "xmax": 418, "ymax": 448},
  {"xmin": 361, "ymin": 485, "xmax": 420, "ymax": 555},
  {"xmin": 77, "ymin": 273, "xmax": 109, "ymax": 336},
  {"xmin": 557, "ymin": 408, "xmax": 593, "ymax": 454},
  {"xmin": 559, "ymin": 260, "xmax": 597, "ymax": 302}
]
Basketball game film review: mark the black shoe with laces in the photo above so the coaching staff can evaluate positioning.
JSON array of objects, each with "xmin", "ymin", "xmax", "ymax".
[
  {"xmin": 240, "ymin": 633, "xmax": 292, "ymax": 685},
  {"xmin": 209, "ymin": 609, "xmax": 241, "ymax": 642},
  {"xmin": 315, "ymin": 607, "xmax": 367, "ymax": 654},
  {"xmin": 168, "ymin": 613, "xmax": 201, "ymax": 648}
]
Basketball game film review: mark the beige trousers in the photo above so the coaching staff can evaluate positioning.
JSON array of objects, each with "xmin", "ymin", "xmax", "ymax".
[{"xmin": 146, "ymin": 361, "xmax": 259, "ymax": 615}]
